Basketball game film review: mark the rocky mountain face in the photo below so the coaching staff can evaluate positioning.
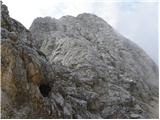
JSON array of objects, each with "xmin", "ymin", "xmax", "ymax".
[{"xmin": 1, "ymin": 3, "xmax": 159, "ymax": 119}]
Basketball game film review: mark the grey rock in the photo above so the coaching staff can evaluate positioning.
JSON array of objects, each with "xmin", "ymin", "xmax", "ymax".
[
  {"xmin": 1, "ymin": 3, "xmax": 159, "ymax": 119},
  {"xmin": 51, "ymin": 93, "xmax": 64, "ymax": 107},
  {"xmin": 130, "ymin": 113, "xmax": 142, "ymax": 119},
  {"xmin": 67, "ymin": 96, "xmax": 87, "ymax": 110},
  {"xmin": 63, "ymin": 103, "xmax": 72, "ymax": 118},
  {"xmin": 134, "ymin": 104, "xmax": 143, "ymax": 113},
  {"xmin": 8, "ymin": 32, "xmax": 18, "ymax": 42},
  {"xmin": 1, "ymin": 3, "xmax": 55, "ymax": 118},
  {"xmin": 1, "ymin": 4, "xmax": 32, "ymax": 45},
  {"xmin": 30, "ymin": 12, "xmax": 158, "ymax": 118}
]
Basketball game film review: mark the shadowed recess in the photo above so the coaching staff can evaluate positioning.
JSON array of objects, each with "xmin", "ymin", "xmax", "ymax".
[{"xmin": 39, "ymin": 83, "xmax": 51, "ymax": 97}]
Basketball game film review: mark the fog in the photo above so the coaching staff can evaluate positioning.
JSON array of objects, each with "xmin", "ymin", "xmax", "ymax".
[{"xmin": 3, "ymin": 0, "xmax": 159, "ymax": 65}]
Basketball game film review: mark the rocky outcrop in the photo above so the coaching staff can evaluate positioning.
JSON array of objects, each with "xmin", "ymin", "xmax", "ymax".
[
  {"xmin": 1, "ymin": 3, "xmax": 159, "ymax": 118},
  {"xmin": 1, "ymin": 3, "xmax": 32, "ymax": 45},
  {"xmin": 1, "ymin": 3, "xmax": 55, "ymax": 118},
  {"xmin": 30, "ymin": 13, "xmax": 159, "ymax": 119}
]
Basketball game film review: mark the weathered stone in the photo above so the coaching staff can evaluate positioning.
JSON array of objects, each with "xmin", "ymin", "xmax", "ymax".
[
  {"xmin": 51, "ymin": 93, "xmax": 64, "ymax": 107},
  {"xmin": 8, "ymin": 32, "xmax": 18, "ymax": 42},
  {"xmin": 30, "ymin": 12, "xmax": 158, "ymax": 118},
  {"xmin": 63, "ymin": 103, "xmax": 72, "ymax": 118},
  {"xmin": 134, "ymin": 104, "xmax": 143, "ymax": 113},
  {"xmin": 130, "ymin": 113, "xmax": 141, "ymax": 119},
  {"xmin": 1, "ymin": 2, "xmax": 158, "ymax": 119}
]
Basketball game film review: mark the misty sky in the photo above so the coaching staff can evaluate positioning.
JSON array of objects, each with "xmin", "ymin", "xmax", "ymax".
[{"xmin": 3, "ymin": 0, "xmax": 159, "ymax": 65}]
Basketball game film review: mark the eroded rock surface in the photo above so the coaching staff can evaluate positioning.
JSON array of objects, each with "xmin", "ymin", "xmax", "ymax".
[{"xmin": 1, "ymin": 3, "xmax": 159, "ymax": 118}]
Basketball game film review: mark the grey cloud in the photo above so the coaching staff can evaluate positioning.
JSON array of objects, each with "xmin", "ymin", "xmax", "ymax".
[{"xmin": 115, "ymin": 2, "xmax": 158, "ymax": 65}]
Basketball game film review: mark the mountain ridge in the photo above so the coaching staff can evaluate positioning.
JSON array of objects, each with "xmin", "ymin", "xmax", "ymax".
[{"xmin": 1, "ymin": 3, "xmax": 159, "ymax": 118}]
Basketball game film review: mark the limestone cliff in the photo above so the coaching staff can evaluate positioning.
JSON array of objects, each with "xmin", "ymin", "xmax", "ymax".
[{"xmin": 1, "ymin": 3, "xmax": 159, "ymax": 118}]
